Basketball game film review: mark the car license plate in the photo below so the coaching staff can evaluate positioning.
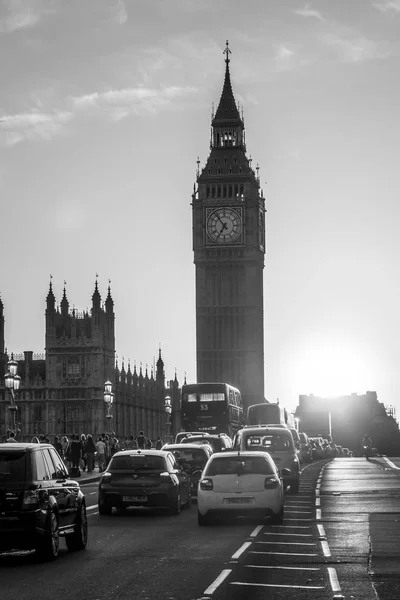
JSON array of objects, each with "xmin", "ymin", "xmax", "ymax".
[
  {"xmin": 123, "ymin": 496, "xmax": 147, "ymax": 502},
  {"xmin": 226, "ymin": 497, "xmax": 252, "ymax": 504}
]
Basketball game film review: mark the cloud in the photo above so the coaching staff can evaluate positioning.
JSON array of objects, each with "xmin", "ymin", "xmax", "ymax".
[
  {"xmin": 0, "ymin": 0, "xmax": 53, "ymax": 33},
  {"xmin": 71, "ymin": 85, "xmax": 197, "ymax": 119},
  {"xmin": 115, "ymin": 0, "xmax": 127, "ymax": 24},
  {"xmin": 322, "ymin": 31, "xmax": 391, "ymax": 63},
  {"xmin": 275, "ymin": 44, "xmax": 295, "ymax": 60},
  {"xmin": 374, "ymin": 0, "xmax": 400, "ymax": 12},
  {"xmin": 0, "ymin": 110, "xmax": 73, "ymax": 145},
  {"xmin": 295, "ymin": 3, "xmax": 325, "ymax": 22}
]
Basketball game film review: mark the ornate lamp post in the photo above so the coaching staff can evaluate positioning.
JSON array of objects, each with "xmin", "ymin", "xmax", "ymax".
[
  {"xmin": 164, "ymin": 395, "xmax": 172, "ymax": 441},
  {"xmin": 103, "ymin": 379, "xmax": 114, "ymax": 434},
  {"xmin": 4, "ymin": 355, "xmax": 21, "ymax": 435}
]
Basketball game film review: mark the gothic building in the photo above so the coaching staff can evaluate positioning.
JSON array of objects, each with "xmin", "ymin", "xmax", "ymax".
[
  {"xmin": 0, "ymin": 281, "xmax": 180, "ymax": 441},
  {"xmin": 193, "ymin": 43, "xmax": 265, "ymax": 412}
]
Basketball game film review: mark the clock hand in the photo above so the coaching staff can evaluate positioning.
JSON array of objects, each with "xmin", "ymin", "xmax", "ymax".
[{"xmin": 221, "ymin": 222, "xmax": 228, "ymax": 232}]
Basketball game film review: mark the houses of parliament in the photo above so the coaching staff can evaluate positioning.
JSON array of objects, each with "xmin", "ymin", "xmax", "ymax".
[{"xmin": 0, "ymin": 280, "xmax": 181, "ymax": 440}]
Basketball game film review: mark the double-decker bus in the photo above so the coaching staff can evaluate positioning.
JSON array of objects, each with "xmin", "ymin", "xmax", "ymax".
[
  {"xmin": 181, "ymin": 383, "xmax": 244, "ymax": 437},
  {"xmin": 247, "ymin": 402, "xmax": 297, "ymax": 430}
]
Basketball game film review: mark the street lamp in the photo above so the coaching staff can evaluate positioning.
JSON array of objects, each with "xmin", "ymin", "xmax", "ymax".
[
  {"xmin": 164, "ymin": 395, "xmax": 172, "ymax": 441},
  {"xmin": 103, "ymin": 379, "xmax": 114, "ymax": 434},
  {"xmin": 4, "ymin": 355, "xmax": 21, "ymax": 435}
]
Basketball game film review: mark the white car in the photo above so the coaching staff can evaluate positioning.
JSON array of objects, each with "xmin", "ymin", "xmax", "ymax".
[{"xmin": 197, "ymin": 451, "xmax": 288, "ymax": 526}]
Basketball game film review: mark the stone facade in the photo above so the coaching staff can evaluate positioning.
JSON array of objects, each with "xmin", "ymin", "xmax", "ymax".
[{"xmin": 0, "ymin": 282, "xmax": 181, "ymax": 441}]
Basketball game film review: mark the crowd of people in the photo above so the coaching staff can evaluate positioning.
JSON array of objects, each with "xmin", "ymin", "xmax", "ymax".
[{"xmin": 2, "ymin": 429, "xmax": 171, "ymax": 473}]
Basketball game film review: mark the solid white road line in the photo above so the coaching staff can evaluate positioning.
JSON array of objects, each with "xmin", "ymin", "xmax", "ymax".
[
  {"xmin": 250, "ymin": 551, "xmax": 318, "ymax": 556},
  {"xmin": 203, "ymin": 569, "xmax": 232, "ymax": 595},
  {"xmin": 328, "ymin": 567, "xmax": 342, "ymax": 593},
  {"xmin": 230, "ymin": 581, "xmax": 324, "ymax": 590},
  {"xmin": 249, "ymin": 525, "xmax": 264, "ymax": 537},
  {"xmin": 231, "ymin": 541, "xmax": 252, "ymax": 560},
  {"xmin": 263, "ymin": 533, "xmax": 312, "ymax": 537},
  {"xmin": 245, "ymin": 565, "xmax": 320, "ymax": 571},
  {"xmin": 271, "ymin": 525, "xmax": 311, "ymax": 528},
  {"xmin": 285, "ymin": 510, "xmax": 312, "ymax": 514},
  {"xmin": 256, "ymin": 541, "xmax": 316, "ymax": 546}
]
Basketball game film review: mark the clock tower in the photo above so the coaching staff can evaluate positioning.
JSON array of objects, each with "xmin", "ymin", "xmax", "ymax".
[{"xmin": 192, "ymin": 43, "xmax": 266, "ymax": 413}]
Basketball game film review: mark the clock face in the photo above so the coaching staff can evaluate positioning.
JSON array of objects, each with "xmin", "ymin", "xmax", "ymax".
[{"xmin": 207, "ymin": 207, "xmax": 243, "ymax": 244}]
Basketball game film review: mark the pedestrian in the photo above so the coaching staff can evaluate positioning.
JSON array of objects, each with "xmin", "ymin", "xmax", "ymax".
[
  {"xmin": 61, "ymin": 436, "xmax": 69, "ymax": 462},
  {"xmin": 155, "ymin": 436, "xmax": 162, "ymax": 450},
  {"xmin": 6, "ymin": 431, "xmax": 17, "ymax": 443},
  {"xmin": 53, "ymin": 436, "xmax": 63, "ymax": 456},
  {"xmin": 137, "ymin": 431, "xmax": 146, "ymax": 449},
  {"xmin": 85, "ymin": 434, "xmax": 96, "ymax": 473},
  {"xmin": 70, "ymin": 434, "xmax": 82, "ymax": 469},
  {"xmin": 80, "ymin": 434, "xmax": 87, "ymax": 471},
  {"xmin": 96, "ymin": 436, "xmax": 106, "ymax": 472},
  {"xmin": 146, "ymin": 437, "xmax": 153, "ymax": 449}
]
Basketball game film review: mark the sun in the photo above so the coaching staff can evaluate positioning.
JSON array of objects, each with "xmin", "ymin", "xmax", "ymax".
[{"xmin": 290, "ymin": 331, "xmax": 374, "ymax": 398}]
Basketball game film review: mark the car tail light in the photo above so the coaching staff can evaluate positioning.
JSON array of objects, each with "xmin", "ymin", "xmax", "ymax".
[
  {"xmin": 22, "ymin": 489, "xmax": 39, "ymax": 507},
  {"xmin": 200, "ymin": 478, "xmax": 213, "ymax": 491},
  {"xmin": 264, "ymin": 476, "xmax": 279, "ymax": 489},
  {"xmin": 160, "ymin": 471, "xmax": 173, "ymax": 482},
  {"xmin": 100, "ymin": 473, "xmax": 112, "ymax": 488}
]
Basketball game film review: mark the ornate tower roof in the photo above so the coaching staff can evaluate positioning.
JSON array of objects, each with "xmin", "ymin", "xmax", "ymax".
[
  {"xmin": 60, "ymin": 281, "xmax": 69, "ymax": 316},
  {"xmin": 92, "ymin": 277, "xmax": 101, "ymax": 308},
  {"xmin": 46, "ymin": 276, "xmax": 56, "ymax": 311},
  {"xmin": 213, "ymin": 41, "xmax": 242, "ymax": 126},
  {"xmin": 105, "ymin": 281, "xmax": 114, "ymax": 314}
]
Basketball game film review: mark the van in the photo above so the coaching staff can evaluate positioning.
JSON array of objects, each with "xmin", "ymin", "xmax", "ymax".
[{"xmin": 233, "ymin": 426, "xmax": 300, "ymax": 492}]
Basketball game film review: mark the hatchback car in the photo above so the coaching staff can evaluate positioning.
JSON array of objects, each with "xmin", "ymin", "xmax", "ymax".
[
  {"xmin": 0, "ymin": 443, "xmax": 87, "ymax": 560},
  {"xmin": 162, "ymin": 443, "xmax": 213, "ymax": 497},
  {"xmin": 234, "ymin": 426, "xmax": 300, "ymax": 493},
  {"xmin": 197, "ymin": 451, "xmax": 287, "ymax": 525},
  {"xmin": 98, "ymin": 449, "xmax": 191, "ymax": 515}
]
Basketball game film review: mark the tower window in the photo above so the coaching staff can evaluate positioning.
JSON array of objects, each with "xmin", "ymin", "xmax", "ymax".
[
  {"xmin": 217, "ymin": 168, "xmax": 221, "ymax": 175},
  {"xmin": 206, "ymin": 186, "xmax": 210, "ymax": 198},
  {"xmin": 229, "ymin": 185, "xmax": 233, "ymax": 197},
  {"xmin": 240, "ymin": 184, "xmax": 244, "ymax": 195},
  {"xmin": 223, "ymin": 185, "xmax": 227, "ymax": 198},
  {"xmin": 224, "ymin": 158, "xmax": 227, "ymax": 165},
  {"xmin": 217, "ymin": 186, "xmax": 221, "ymax": 198},
  {"xmin": 212, "ymin": 186, "xmax": 216, "ymax": 198},
  {"xmin": 234, "ymin": 184, "xmax": 238, "ymax": 196}
]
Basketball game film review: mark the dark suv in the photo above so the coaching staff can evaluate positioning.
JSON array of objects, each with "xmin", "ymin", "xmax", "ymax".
[{"xmin": 0, "ymin": 443, "xmax": 87, "ymax": 560}]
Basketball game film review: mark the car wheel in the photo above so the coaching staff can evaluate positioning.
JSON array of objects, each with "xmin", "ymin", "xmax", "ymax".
[
  {"xmin": 198, "ymin": 511, "xmax": 212, "ymax": 526},
  {"xmin": 290, "ymin": 477, "xmax": 300, "ymax": 494},
  {"xmin": 66, "ymin": 503, "xmax": 88, "ymax": 551},
  {"xmin": 169, "ymin": 492, "xmax": 181, "ymax": 515},
  {"xmin": 36, "ymin": 510, "xmax": 59, "ymax": 561},
  {"xmin": 269, "ymin": 505, "xmax": 284, "ymax": 525},
  {"xmin": 98, "ymin": 499, "xmax": 112, "ymax": 515}
]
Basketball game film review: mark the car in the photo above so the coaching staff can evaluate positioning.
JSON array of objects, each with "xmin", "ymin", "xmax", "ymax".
[
  {"xmin": 161, "ymin": 443, "xmax": 213, "ymax": 497},
  {"xmin": 0, "ymin": 442, "xmax": 87, "ymax": 560},
  {"xmin": 98, "ymin": 449, "xmax": 191, "ymax": 515},
  {"xmin": 298, "ymin": 432, "xmax": 312, "ymax": 463},
  {"xmin": 174, "ymin": 431, "xmax": 210, "ymax": 444},
  {"xmin": 234, "ymin": 426, "xmax": 301, "ymax": 493},
  {"xmin": 179, "ymin": 433, "xmax": 233, "ymax": 453},
  {"xmin": 197, "ymin": 451, "xmax": 288, "ymax": 526}
]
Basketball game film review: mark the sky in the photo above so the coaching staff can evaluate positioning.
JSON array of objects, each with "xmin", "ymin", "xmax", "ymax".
[{"xmin": 1, "ymin": 0, "xmax": 399, "ymax": 418}]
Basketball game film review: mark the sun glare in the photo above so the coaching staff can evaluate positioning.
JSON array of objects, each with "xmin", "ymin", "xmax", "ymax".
[{"xmin": 290, "ymin": 331, "xmax": 375, "ymax": 397}]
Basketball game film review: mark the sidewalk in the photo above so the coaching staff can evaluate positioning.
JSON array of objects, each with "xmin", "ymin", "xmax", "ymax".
[{"xmin": 75, "ymin": 466, "xmax": 102, "ymax": 484}]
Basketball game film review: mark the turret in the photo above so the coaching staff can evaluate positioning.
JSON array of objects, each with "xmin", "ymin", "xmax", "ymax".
[
  {"xmin": 0, "ymin": 293, "xmax": 4, "ymax": 357},
  {"xmin": 60, "ymin": 282, "xmax": 69, "ymax": 317}
]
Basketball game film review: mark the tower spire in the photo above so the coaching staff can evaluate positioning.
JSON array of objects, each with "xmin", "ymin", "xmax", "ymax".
[{"xmin": 213, "ymin": 41, "xmax": 241, "ymax": 125}]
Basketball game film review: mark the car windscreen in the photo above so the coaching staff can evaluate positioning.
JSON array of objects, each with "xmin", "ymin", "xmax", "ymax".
[
  {"xmin": 171, "ymin": 448, "xmax": 208, "ymax": 468},
  {"xmin": 0, "ymin": 451, "xmax": 26, "ymax": 483},
  {"xmin": 244, "ymin": 434, "xmax": 293, "ymax": 452},
  {"xmin": 110, "ymin": 455, "xmax": 166, "ymax": 471},
  {"xmin": 205, "ymin": 456, "xmax": 274, "ymax": 476}
]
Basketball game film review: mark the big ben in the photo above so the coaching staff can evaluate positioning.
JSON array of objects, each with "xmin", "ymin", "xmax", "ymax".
[{"xmin": 192, "ymin": 42, "xmax": 265, "ymax": 413}]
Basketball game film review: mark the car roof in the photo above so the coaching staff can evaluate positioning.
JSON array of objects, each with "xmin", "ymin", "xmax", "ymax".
[
  {"xmin": 0, "ymin": 443, "xmax": 54, "ymax": 450},
  {"xmin": 112, "ymin": 449, "xmax": 170, "ymax": 457},
  {"xmin": 241, "ymin": 426, "xmax": 292, "ymax": 435},
  {"xmin": 162, "ymin": 443, "xmax": 212, "ymax": 451},
  {"xmin": 208, "ymin": 450, "xmax": 273, "ymax": 460}
]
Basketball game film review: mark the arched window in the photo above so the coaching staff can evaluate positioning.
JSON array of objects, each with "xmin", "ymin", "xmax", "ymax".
[
  {"xmin": 217, "ymin": 186, "xmax": 221, "ymax": 198},
  {"xmin": 212, "ymin": 186, "xmax": 216, "ymax": 198}
]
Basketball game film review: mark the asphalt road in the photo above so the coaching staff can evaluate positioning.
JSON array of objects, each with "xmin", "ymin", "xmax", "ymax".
[{"xmin": 1, "ymin": 456, "xmax": 399, "ymax": 600}]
